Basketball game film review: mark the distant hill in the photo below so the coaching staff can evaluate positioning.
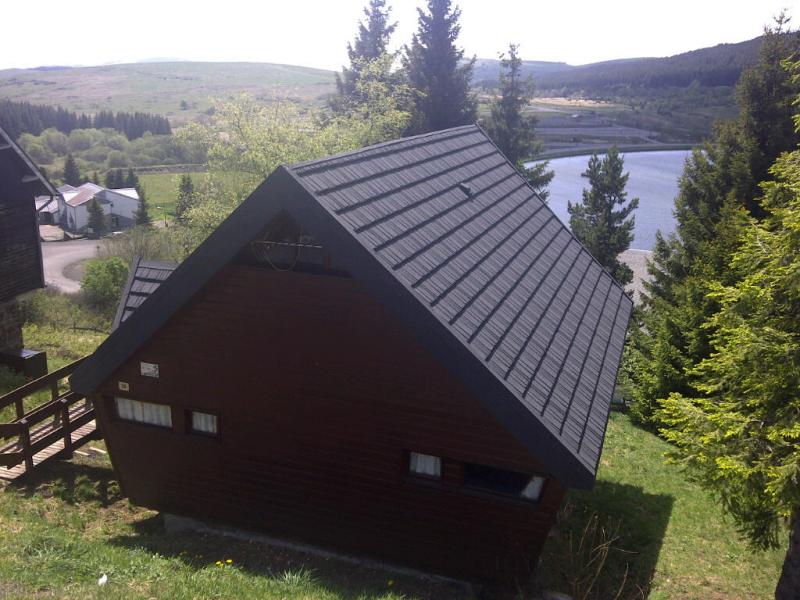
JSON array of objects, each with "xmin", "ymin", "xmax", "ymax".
[
  {"xmin": 0, "ymin": 62, "xmax": 336, "ymax": 124},
  {"xmin": 474, "ymin": 35, "xmax": 775, "ymax": 91}
]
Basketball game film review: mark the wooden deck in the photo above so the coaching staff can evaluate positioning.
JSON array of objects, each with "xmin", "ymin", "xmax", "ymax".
[
  {"xmin": 0, "ymin": 357, "xmax": 99, "ymax": 483},
  {"xmin": 0, "ymin": 419, "xmax": 98, "ymax": 483}
]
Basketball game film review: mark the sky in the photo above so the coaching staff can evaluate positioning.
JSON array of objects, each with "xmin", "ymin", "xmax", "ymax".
[{"xmin": 1, "ymin": 0, "xmax": 794, "ymax": 71}]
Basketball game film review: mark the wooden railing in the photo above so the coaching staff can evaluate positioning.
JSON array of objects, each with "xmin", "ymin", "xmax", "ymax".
[{"xmin": 0, "ymin": 358, "xmax": 97, "ymax": 475}]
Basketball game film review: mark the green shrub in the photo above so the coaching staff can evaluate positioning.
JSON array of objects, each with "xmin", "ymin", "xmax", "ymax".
[{"xmin": 80, "ymin": 256, "xmax": 129, "ymax": 312}]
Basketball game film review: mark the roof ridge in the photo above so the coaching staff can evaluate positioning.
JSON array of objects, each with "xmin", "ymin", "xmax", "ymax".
[{"xmin": 289, "ymin": 125, "xmax": 479, "ymax": 175}]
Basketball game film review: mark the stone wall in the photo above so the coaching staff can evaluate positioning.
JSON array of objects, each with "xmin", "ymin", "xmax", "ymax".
[{"xmin": 0, "ymin": 298, "xmax": 24, "ymax": 353}]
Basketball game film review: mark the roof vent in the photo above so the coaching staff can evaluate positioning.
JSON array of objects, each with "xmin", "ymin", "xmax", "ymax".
[{"xmin": 458, "ymin": 182, "xmax": 473, "ymax": 196}]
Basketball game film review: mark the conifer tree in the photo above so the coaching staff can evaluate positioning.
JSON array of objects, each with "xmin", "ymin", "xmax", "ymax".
[
  {"xmin": 175, "ymin": 173, "xmax": 196, "ymax": 223},
  {"xmin": 627, "ymin": 21, "xmax": 800, "ymax": 425},
  {"xmin": 568, "ymin": 148, "xmax": 639, "ymax": 285},
  {"xmin": 86, "ymin": 198, "xmax": 105, "ymax": 238},
  {"xmin": 485, "ymin": 44, "xmax": 553, "ymax": 199},
  {"xmin": 659, "ymin": 135, "xmax": 800, "ymax": 600},
  {"xmin": 335, "ymin": 0, "xmax": 397, "ymax": 108},
  {"xmin": 403, "ymin": 0, "xmax": 477, "ymax": 133},
  {"xmin": 125, "ymin": 167, "xmax": 139, "ymax": 189},
  {"xmin": 133, "ymin": 183, "xmax": 152, "ymax": 227},
  {"xmin": 91, "ymin": 171, "xmax": 100, "ymax": 185},
  {"xmin": 63, "ymin": 153, "xmax": 81, "ymax": 186}
]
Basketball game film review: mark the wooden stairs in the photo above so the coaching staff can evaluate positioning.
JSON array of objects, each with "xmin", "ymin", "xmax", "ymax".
[{"xmin": 0, "ymin": 358, "xmax": 100, "ymax": 483}]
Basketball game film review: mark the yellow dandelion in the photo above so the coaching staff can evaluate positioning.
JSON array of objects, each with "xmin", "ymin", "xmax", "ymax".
[{"xmin": 226, "ymin": 559, "xmax": 233, "ymax": 564}]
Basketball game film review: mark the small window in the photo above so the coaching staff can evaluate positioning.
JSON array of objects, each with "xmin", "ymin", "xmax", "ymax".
[
  {"xmin": 409, "ymin": 452, "xmax": 441, "ymax": 478},
  {"xmin": 190, "ymin": 411, "xmax": 218, "ymax": 435},
  {"xmin": 463, "ymin": 462, "xmax": 545, "ymax": 501},
  {"xmin": 115, "ymin": 397, "xmax": 172, "ymax": 428}
]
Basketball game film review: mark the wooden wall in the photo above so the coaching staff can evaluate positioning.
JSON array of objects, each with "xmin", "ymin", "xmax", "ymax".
[
  {"xmin": 94, "ymin": 264, "xmax": 565, "ymax": 582},
  {"xmin": 0, "ymin": 156, "xmax": 43, "ymax": 303}
]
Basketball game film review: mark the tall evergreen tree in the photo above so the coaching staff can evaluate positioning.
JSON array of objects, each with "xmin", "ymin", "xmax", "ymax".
[
  {"xmin": 86, "ymin": 198, "xmax": 106, "ymax": 238},
  {"xmin": 627, "ymin": 21, "xmax": 800, "ymax": 425},
  {"xmin": 133, "ymin": 191, "xmax": 152, "ymax": 227},
  {"xmin": 175, "ymin": 173, "xmax": 196, "ymax": 223},
  {"xmin": 659, "ymin": 135, "xmax": 800, "ymax": 600},
  {"xmin": 485, "ymin": 44, "xmax": 553, "ymax": 199},
  {"xmin": 63, "ymin": 153, "xmax": 81, "ymax": 186},
  {"xmin": 335, "ymin": 0, "xmax": 397, "ymax": 108},
  {"xmin": 125, "ymin": 168, "xmax": 139, "ymax": 189},
  {"xmin": 403, "ymin": 0, "xmax": 477, "ymax": 133},
  {"xmin": 567, "ymin": 148, "xmax": 639, "ymax": 286},
  {"xmin": 91, "ymin": 171, "xmax": 100, "ymax": 185}
]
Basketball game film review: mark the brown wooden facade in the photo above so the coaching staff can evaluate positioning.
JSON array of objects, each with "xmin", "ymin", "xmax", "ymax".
[{"xmin": 94, "ymin": 264, "xmax": 564, "ymax": 582}]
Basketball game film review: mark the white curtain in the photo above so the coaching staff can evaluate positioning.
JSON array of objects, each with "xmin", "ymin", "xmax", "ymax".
[
  {"xmin": 409, "ymin": 452, "xmax": 441, "ymax": 477},
  {"xmin": 115, "ymin": 397, "xmax": 172, "ymax": 428},
  {"xmin": 191, "ymin": 411, "xmax": 218, "ymax": 434},
  {"xmin": 520, "ymin": 476, "xmax": 545, "ymax": 500}
]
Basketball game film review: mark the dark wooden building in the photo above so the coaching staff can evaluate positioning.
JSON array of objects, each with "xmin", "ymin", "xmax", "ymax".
[
  {"xmin": 0, "ymin": 124, "xmax": 57, "ymax": 357},
  {"xmin": 71, "ymin": 126, "xmax": 632, "ymax": 583}
]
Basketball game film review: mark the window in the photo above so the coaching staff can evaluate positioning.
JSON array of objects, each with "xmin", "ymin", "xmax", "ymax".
[
  {"xmin": 190, "ymin": 411, "xmax": 218, "ymax": 435},
  {"xmin": 408, "ymin": 452, "xmax": 441, "ymax": 478},
  {"xmin": 463, "ymin": 462, "xmax": 546, "ymax": 501},
  {"xmin": 115, "ymin": 397, "xmax": 172, "ymax": 428}
]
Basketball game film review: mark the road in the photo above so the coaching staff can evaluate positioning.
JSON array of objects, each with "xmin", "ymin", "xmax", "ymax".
[{"xmin": 41, "ymin": 239, "xmax": 101, "ymax": 294}]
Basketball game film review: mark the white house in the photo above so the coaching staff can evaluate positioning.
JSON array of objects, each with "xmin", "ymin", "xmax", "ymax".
[{"xmin": 52, "ymin": 183, "xmax": 140, "ymax": 234}]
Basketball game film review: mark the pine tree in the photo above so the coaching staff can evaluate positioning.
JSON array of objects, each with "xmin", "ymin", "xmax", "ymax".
[
  {"xmin": 86, "ymin": 198, "xmax": 106, "ymax": 238},
  {"xmin": 175, "ymin": 173, "xmax": 195, "ymax": 223},
  {"xmin": 659, "ymin": 141, "xmax": 800, "ymax": 600},
  {"xmin": 125, "ymin": 168, "xmax": 139, "ymax": 189},
  {"xmin": 403, "ymin": 0, "xmax": 477, "ymax": 133},
  {"xmin": 485, "ymin": 44, "xmax": 553, "ymax": 199},
  {"xmin": 133, "ymin": 184, "xmax": 152, "ymax": 227},
  {"xmin": 335, "ymin": 0, "xmax": 397, "ymax": 109},
  {"xmin": 627, "ymin": 20, "xmax": 800, "ymax": 425},
  {"xmin": 567, "ymin": 148, "xmax": 639, "ymax": 286},
  {"xmin": 91, "ymin": 171, "xmax": 100, "ymax": 185},
  {"xmin": 63, "ymin": 153, "xmax": 81, "ymax": 186}
]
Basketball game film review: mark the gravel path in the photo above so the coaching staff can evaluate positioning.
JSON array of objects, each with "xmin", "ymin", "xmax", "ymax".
[
  {"xmin": 41, "ymin": 239, "xmax": 101, "ymax": 294},
  {"xmin": 620, "ymin": 248, "xmax": 653, "ymax": 304}
]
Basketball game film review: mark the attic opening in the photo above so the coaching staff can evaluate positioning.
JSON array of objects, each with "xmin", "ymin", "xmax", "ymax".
[{"xmin": 235, "ymin": 210, "xmax": 347, "ymax": 276}]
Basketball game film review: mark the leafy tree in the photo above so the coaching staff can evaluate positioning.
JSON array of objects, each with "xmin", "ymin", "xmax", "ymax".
[
  {"xmin": 334, "ymin": 0, "xmax": 397, "ymax": 108},
  {"xmin": 658, "ymin": 145, "xmax": 800, "ymax": 599},
  {"xmin": 63, "ymin": 153, "xmax": 81, "ymax": 186},
  {"xmin": 485, "ymin": 43, "xmax": 553, "ymax": 200},
  {"xmin": 86, "ymin": 198, "xmax": 105, "ymax": 238},
  {"xmin": 403, "ymin": 0, "xmax": 477, "ymax": 133},
  {"xmin": 81, "ymin": 256, "xmax": 129, "ymax": 312},
  {"xmin": 567, "ymin": 148, "xmax": 639, "ymax": 285},
  {"xmin": 175, "ymin": 173, "xmax": 196, "ymax": 223}
]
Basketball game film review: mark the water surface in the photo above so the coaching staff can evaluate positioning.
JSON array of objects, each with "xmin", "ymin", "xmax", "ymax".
[{"xmin": 526, "ymin": 150, "xmax": 692, "ymax": 250}]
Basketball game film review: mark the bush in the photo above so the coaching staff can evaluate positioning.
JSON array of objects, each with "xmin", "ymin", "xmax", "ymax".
[{"xmin": 81, "ymin": 257, "xmax": 129, "ymax": 312}]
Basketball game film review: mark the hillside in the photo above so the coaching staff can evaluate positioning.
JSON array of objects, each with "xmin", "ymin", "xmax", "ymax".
[
  {"xmin": 0, "ymin": 62, "xmax": 336, "ymax": 124},
  {"xmin": 473, "ymin": 35, "xmax": 772, "ymax": 92}
]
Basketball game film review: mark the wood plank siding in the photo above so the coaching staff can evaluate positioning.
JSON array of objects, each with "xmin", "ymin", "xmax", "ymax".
[
  {"xmin": 0, "ymin": 158, "xmax": 43, "ymax": 303},
  {"xmin": 94, "ymin": 264, "xmax": 564, "ymax": 581}
]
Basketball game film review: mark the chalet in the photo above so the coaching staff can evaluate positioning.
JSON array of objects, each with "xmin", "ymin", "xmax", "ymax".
[
  {"xmin": 47, "ymin": 182, "xmax": 140, "ymax": 234},
  {"xmin": 0, "ymin": 124, "xmax": 55, "ymax": 375},
  {"xmin": 70, "ymin": 125, "xmax": 632, "ymax": 583}
]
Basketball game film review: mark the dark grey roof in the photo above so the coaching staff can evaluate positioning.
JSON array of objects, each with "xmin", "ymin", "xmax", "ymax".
[
  {"xmin": 112, "ymin": 257, "xmax": 177, "ymax": 331},
  {"xmin": 71, "ymin": 125, "xmax": 632, "ymax": 489}
]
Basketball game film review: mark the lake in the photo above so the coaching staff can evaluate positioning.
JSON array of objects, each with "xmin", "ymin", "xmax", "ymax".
[{"xmin": 525, "ymin": 149, "xmax": 692, "ymax": 251}]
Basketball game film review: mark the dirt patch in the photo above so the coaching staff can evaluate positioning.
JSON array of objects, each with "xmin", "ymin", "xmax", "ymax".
[{"xmin": 63, "ymin": 258, "xmax": 90, "ymax": 283}]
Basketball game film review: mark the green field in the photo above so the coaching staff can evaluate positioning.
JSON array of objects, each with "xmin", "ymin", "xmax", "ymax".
[
  {"xmin": 138, "ymin": 172, "xmax": 201, "ymax": 218},
  {"xmin": 0, "ymin": 62, "xmax": 336, "ymax": 124},
  {"xmin": 0, "ymin": 293, "xmax": 785, "ymax": 599}
]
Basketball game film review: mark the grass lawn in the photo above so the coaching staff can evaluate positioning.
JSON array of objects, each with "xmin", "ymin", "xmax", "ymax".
[
  {"xmin": 138, "ymin": 172, "xmax": 194, "ymax": 219},
  {"xmin": 0, "ymin": 306, "xmax": 785, "ymax": 599}
]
